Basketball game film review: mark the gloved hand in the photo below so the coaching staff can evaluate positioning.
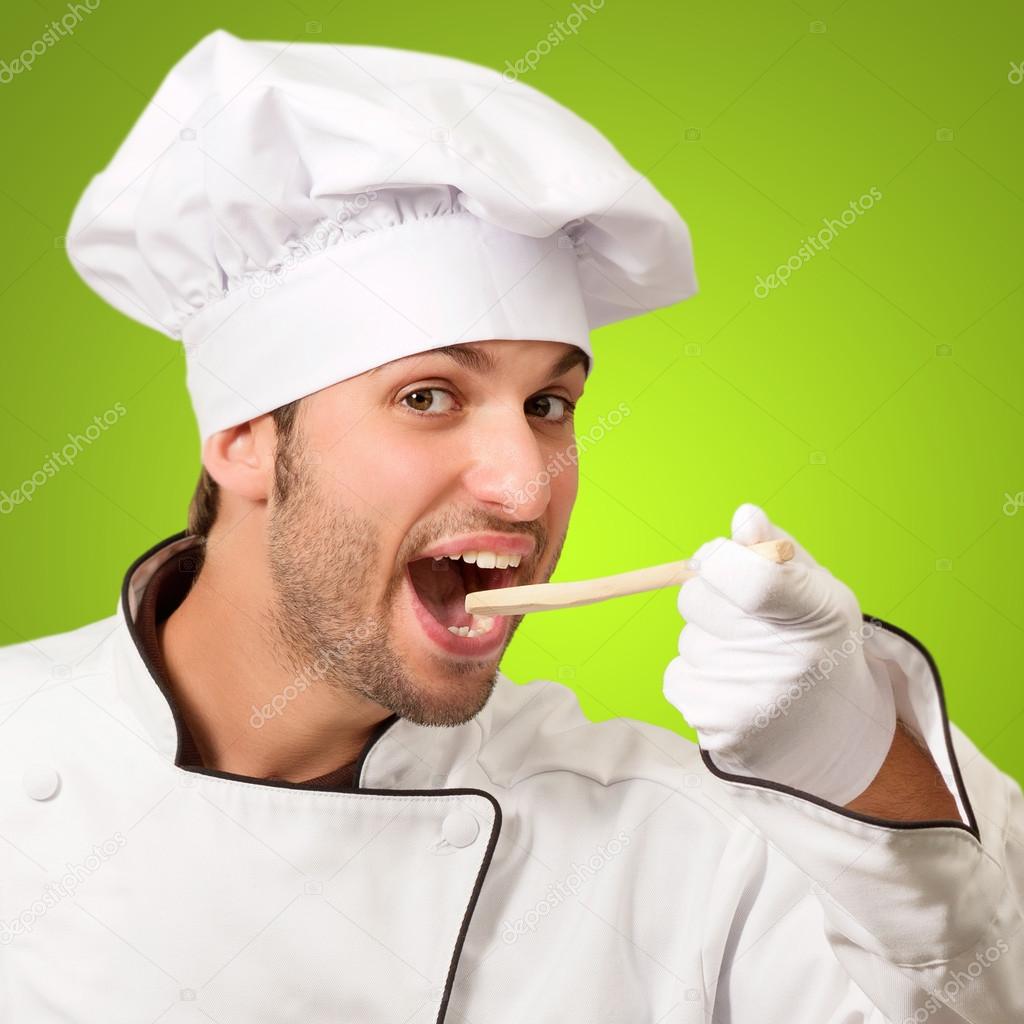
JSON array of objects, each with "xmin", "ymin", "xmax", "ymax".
[{"xmin": 663, "ymin": 503, "xmax": 897, "ymax": 806}]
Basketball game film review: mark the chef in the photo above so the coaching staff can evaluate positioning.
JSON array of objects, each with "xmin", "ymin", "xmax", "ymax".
[{"xmin": 2, "ymin": 27, "xmax": 1020, "ymax": 1023}]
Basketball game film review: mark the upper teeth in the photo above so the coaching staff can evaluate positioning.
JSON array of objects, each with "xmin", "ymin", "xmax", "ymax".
[{"xmin": 432, "ymin": 551, "xmax": 521, "ymax": 569}]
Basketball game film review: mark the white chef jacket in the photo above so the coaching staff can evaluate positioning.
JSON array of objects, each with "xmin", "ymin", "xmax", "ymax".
[{"xmin": 0, "ymin": 533, "xmax": 1021, "ymax": 1022}]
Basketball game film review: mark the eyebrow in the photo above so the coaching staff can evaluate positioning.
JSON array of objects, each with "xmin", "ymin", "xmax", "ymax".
[
  {"xmin": 548, "ymin": 346, "xmax": 590, "ymax": 379},
  {"xmin": 370, "ymin": 343, "xmax": 589, "ymax": 379}
]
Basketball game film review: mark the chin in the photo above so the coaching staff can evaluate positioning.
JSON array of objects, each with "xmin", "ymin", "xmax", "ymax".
[{"xmin": 389, "ymin": 654, "xmax": 500, "ymax": 728}]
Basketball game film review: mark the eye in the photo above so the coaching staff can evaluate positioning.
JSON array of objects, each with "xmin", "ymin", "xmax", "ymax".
[
  {"xmin": 526, "ymin": 394, "xmax": 575, "ymax": 422},
  {"xmin": 401, "ymin": 388, "xmax": 457, "ymax": 415}
]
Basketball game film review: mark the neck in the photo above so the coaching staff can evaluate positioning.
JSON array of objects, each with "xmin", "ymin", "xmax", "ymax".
[{"xmin": 159, "ymin": 515, "xmax": 392, "ymax": 781}]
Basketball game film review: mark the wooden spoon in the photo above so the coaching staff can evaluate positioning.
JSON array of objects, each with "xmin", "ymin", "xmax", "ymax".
[{"xmin": 464, "ymin": 539, "xmax": 794, "ymax": 616}]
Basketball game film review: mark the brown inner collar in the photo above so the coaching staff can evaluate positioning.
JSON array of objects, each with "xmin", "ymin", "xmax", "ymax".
[{"xmin": 136, "ymin": 548, "xmax": 359, "ymax": 789}]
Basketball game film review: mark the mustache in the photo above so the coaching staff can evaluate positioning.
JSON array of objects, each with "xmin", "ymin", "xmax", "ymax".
[{"xmin": 400, "ymin": 514, "xmax": 547, "ymax": 565}]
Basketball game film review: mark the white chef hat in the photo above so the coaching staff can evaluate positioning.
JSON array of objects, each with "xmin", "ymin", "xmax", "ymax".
[{"xmin": 67, "ymin": 29, "xmax": 697, "ymax": 440}]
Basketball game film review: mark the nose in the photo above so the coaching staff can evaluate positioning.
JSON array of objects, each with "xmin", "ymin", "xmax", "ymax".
[{"xmin": 461, "ymin": 408, "xmax": 555, "ymax": 521}]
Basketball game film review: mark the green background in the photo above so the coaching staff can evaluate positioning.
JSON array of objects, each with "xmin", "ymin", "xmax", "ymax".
[{"xmin": 1, "ymin": 1, "xmax": 1021, "ymax": 788}]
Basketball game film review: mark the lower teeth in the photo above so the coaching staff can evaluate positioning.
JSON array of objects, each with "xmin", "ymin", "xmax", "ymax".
[{"xmin": 447, "ymin": 615, "xmax": 495, "ymax": 638}]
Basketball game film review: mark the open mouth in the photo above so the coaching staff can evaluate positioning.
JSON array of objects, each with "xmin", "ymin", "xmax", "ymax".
[{"xmin": 407, "ymin": 551, "xmax": 522, "ymax": 639}]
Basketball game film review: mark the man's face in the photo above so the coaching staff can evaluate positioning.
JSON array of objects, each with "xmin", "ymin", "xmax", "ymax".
[{"xmin": 264, "ymin": 339, "xmax": 587, "ymax": 727}]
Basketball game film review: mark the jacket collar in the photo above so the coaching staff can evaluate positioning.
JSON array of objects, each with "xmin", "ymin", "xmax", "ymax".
[{"xmin": 111, "ymin": 532, "xmax": 489, "ymax": 791}]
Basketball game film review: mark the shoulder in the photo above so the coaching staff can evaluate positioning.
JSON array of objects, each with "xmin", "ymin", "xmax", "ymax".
[
  {"xmin": 0, "ymin": 614, "xmax": 121, "ymax": 703},
  {"xmin": 474, "ymin": 673, "xmax": 754, "ymax": 863},
  {"xmin": 479, "ymin": 672, "xmax": 704, "ymax": 789}
]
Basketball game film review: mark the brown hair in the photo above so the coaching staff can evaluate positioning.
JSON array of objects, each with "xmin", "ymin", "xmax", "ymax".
[{"xmin": 187, "ymin": 399, "xmax": 303, "ymax": 540}]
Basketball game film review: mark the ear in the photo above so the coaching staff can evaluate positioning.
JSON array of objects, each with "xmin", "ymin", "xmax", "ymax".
[{"xmin": 201, "ymin": 415, "xmax": 277, "ymax": 503}]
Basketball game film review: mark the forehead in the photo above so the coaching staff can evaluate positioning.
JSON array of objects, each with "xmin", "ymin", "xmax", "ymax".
[{"xmin": 367, "ymin": 340, "xmax": 590, "ymax": 379}]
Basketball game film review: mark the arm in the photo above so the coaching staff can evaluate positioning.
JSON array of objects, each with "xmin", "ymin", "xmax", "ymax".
[
  {"xmin": 844, "ymin": 718, "xmax": 960, "ymax": 821},
  {"xmin": 699, "ymin": 620, "xmax": 1024, "ymax": 1023},
  {"xmin": 664, "ymin": 504, "xmax": 1024, "ymax": 1021}
]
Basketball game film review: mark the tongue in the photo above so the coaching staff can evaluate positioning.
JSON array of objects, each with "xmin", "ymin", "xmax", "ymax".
[{"xmin": 409, "ymin": 558, "xmax": 472, "ymax": 628}]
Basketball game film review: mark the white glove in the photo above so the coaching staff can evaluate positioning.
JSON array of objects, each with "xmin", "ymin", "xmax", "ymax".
[{"xmin": 663, "ymin": 503, "xmax": 898, "ymax": 806}]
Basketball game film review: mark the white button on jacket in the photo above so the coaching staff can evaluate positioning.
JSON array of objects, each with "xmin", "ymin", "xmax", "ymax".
[
  {"xmin": 441, "ymin": 810, "xmax": 480, "ymax": 849},
  {"xmin": 0, "ymin": 533, "xmax": 1021, "ymax": 1022},
  {"xmin": 22, "ymin": 765, "xmax": 60, "ymax": 802}
]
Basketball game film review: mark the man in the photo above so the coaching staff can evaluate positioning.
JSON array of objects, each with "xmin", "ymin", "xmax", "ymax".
[{"xmin": 2, "ymin": 28, "xmax": 1020, "ymax": 1022}]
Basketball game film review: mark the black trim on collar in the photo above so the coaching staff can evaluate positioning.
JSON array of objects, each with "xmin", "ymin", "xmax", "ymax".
[
  {"xmin": 119, "ymin": 532, "xmax": 504, "ymax": 1023},
  {"xmin": 183, "ymin": 769, "xmax": 502, "ymax": 1024},
  {"xmin": 699, "ymin": 613, "xmax": 981, "ymax": 841},
  {"xmin": 437, "ymin": 789, "xmax": 503, "ymax": 1024}
]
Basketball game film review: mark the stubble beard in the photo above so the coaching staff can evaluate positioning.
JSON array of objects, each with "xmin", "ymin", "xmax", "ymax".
[{"xmin": 265, "ymin": 455, "xmax": 510, "ymax": 728}]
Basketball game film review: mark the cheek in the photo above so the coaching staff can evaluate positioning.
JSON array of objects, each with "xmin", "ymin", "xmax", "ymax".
[
  {"xmin": 548, "ymin": 446, "xmax": 579, "ymax": 512},
  {"xmin": 320, "ymin": 432, "xmax": 451, "ymax": 520},
  {"xmin": 300, "ymin": 395, "xmax": 398, "ymax": 507}
]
